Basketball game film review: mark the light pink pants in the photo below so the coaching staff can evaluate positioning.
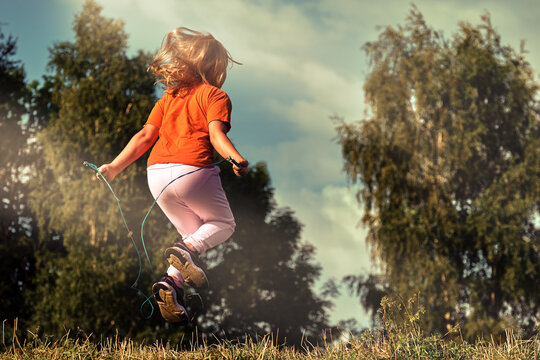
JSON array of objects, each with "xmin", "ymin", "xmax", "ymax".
[{"xmin": 147, "ymin": 163, "xmax": 235, "ymax": 254}]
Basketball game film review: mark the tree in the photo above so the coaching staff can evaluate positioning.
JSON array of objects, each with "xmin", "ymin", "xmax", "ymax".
[
  {"xmin": 336, "ymin": 7, "xmax": 539, "ymax": 338},
  {"xmin": 28, "ymin": 0, "xmax": 171, "ymax": 340},
  {"xmin": 0, "ymin": 27, "xmax": 39, "ymax": 337}
]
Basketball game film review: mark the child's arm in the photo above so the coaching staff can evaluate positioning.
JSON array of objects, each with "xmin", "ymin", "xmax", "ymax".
[
  {"xmin": 96, "ymin": 124, "xmax": 159, "ymax": 182},
  {"xmin": 208, "ymin": 121, "xmax": 248, "ymax": 176}
]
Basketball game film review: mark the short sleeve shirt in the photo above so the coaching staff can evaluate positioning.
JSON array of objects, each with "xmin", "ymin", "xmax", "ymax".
[{"xmin": 145, "ymin": 83, "xmax": 232, "ymax": 167}]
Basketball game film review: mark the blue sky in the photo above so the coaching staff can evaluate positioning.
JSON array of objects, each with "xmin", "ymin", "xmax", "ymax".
[{"xmin": 2, "ymin": 0, "xmax": 539, "ymax": 327}]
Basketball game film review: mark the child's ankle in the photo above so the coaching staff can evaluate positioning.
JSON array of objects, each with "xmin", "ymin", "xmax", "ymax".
[
  {"xmin": 170, "ymin": 275, "xmax": 184, "ymax": 288},
  {"xmin": 184, "ymin": 241, "xmax": 198, "ymax": 254},
  {"xmin": 167, "ymin": 265, "xmax": 184, "ymax": 286}
]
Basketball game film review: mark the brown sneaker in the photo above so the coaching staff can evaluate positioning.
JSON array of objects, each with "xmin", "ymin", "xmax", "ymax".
[
  {"xmin": 165, "ymin": 240, "xmax": 209, "ymax": 288},
  {"xmin": 152, "ymin": 274, "xmax": 189, "ymax": 324}
]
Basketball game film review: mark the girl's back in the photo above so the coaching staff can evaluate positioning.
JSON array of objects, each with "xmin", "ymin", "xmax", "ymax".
[{"xmin": 146, "ymin": 83, "xmax": 232, "ymax": 167}]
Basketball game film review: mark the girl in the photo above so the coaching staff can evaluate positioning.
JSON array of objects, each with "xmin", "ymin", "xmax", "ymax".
[{"xmin": 96, "ymin": 27, "xmax": 248, "ymax": 324}]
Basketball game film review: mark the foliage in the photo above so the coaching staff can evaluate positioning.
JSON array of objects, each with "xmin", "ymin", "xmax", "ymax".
[
  {"xmin": 336, "ymin": 6, "xmax": 540, "ymax": 339},
  {"xmin": 0, "ymin": 26, "xmax": 40, "ymax": 339},
  {"xmin": 27, "ymin": 0, "xmax": 175, "ymax": 340}
]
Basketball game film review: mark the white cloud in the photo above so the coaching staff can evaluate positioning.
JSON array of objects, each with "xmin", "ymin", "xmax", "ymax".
[
  {"xmin": 246, "ymin": 136, "xmax": 343, "ymax": 191},
  {"xmin": 297, "ymin": 62, "xmax": 364, "ymax": 116},
  {"xmin": 264, "ymin": 99, "xmax": 333, "ymax": 135},
  {"xmin": 276, "ymin": 185, "xmax": 369, "ymax": 273}
]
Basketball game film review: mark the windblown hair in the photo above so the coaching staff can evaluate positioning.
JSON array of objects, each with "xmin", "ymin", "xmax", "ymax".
[{"xmin": 149, "ymin": 27, "xmax": 239, "ymax": 96}]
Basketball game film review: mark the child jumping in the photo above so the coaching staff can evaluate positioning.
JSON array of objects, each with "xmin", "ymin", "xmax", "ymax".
[{"xmin": 96, "ymin": 27, "xmax": 248, "ymax": 324}]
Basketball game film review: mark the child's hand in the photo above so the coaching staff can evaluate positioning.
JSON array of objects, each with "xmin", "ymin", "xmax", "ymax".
[
  {"xmin": 96, "ymin": 164, "xmax": 119, "ymax": 182},
  {"xmin": 233, "ymin": 159, "xmax": 249, "ymax": 177}
]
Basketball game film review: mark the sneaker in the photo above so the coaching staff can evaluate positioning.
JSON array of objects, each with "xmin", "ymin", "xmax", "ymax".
[
  {"xmin": 152, "ymin": 274, "xmax": 189, "ymax": 324},
  {"xmin": 165, "ymin": 240, "xmax": 209, "ymax": 288}
]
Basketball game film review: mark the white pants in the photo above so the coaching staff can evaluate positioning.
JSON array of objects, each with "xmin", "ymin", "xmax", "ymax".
[{"xmin": 147, "ymin": 163, "xmax": 235, "ymax": 254}]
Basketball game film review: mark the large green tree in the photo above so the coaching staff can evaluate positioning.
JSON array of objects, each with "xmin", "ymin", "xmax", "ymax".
[
  {"xmin": 336, "ymin": 7, "xmax": 539, "ymax": 338},
  {"xmin": 0, "ymin": 27, "xmax": 39, "ymax": 337},
  {"xmin": 28, "ymin": 0, "xmax": 169, "ymax": 340}
]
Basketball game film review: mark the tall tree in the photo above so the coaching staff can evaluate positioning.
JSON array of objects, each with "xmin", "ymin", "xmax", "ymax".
[
  {"xmin": 28, "ymin": 0, "xmax": 169, "ymax": 340},
  {"xmin": 336, "ymin": 7, "xmax": 539, "ymax": 338},
  {"xmin": 0, "ymin": 27, "xmax": 39, "ymax": 336}
]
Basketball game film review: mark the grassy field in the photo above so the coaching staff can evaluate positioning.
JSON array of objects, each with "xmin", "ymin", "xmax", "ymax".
[
  {"xmin": 3, "ymin": 296, "xmax": 538, "ymax": 359},
  {"xmin": 1, "ymin": 328, "xmax": 538, "ymax": 360}
]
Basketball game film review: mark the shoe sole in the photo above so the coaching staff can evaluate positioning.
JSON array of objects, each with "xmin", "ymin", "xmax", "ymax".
[
  {"xmin": 165, "ymin": 247, "xmax": 209, "ymax": 288},
  {"xmin": 152, "ymin": 281, "xmax": 188, "ymax": 324}
]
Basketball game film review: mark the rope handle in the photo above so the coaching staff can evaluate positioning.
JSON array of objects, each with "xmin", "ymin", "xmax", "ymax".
[{"xmin": 226, "ymin": 156, "xmax": 245, "ymax": 168}]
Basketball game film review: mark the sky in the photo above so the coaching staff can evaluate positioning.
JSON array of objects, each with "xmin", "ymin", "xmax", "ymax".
[{"xmin": 2, "ymin": 0, "xmax": 539, "ymax": 328}]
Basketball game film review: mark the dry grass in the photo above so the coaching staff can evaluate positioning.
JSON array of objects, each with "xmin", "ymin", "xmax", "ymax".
[
  {"xmin": 3, "ymin": 295, "xmax": 538, "ymax": 359},
  {"xmin": 1, "ymin": 326, "xmax": 538, "ymax": 359}
]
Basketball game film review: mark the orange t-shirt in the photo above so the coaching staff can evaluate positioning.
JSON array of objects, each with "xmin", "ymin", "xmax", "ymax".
[{"xmin": 145, "ymin": 83, "xmax": 232, "ymax": 167}]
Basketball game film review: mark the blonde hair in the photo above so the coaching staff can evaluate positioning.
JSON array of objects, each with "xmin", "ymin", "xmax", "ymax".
[{"xmin": 149, "ymin": 27, "xmax": 239, "ymax": 96}]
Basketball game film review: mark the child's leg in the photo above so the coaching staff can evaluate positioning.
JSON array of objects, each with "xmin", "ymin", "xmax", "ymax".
[
  {"xmin": 147, "ymin": 164, "xmax": 235, "ymax": 254},
  {"xmin": 179, "ymin": 166, "xmax": 235, "ymax": 253}
]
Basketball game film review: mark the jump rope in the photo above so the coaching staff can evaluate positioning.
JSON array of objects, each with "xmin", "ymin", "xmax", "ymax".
[{"xmin": 83, "ymin": 156, "xmax": 243, "ymax": 318}]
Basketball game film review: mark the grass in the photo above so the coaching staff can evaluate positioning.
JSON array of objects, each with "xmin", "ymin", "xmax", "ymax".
[
  {"xmin": 2, "ymin": 295, "xmax": 538, "ymax": 359},
  {"xmin": 1, "ymin": 327, "xmax": 538, "ymax": 359}
]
